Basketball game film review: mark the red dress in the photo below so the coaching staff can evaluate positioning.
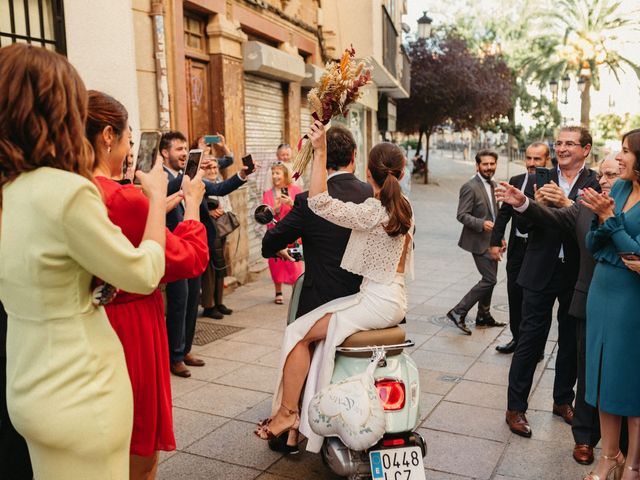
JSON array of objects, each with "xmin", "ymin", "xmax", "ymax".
[
  {"xmin": 262, "ymin": 185, "xmax": 304, "ymax": 284},
  {"xmin": 96, "ymin": 177, "xmax": 209, "ymax": 457}
]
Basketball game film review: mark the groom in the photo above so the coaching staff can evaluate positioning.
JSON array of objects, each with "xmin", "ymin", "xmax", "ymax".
[{"xmin": 262, "ymin": 125, "xmax": 373, "ymax": 318}]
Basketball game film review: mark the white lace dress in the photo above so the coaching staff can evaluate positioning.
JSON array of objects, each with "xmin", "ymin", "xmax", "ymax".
[{"xmin": 270, "ymin": 191, "xmax": 414, "ymax": 453}]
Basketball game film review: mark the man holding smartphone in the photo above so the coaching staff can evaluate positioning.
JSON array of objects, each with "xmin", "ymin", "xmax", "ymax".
[
  {"xmin": 504, "ymin": 126, "xmax": 600, "ymax": 439},
  {"xmin": 160, "ymin": 131, "xmax": 249, "ymax": 377}
]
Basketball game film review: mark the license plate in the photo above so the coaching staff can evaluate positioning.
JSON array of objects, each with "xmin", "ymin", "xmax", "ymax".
[{"xmin": 369, "ymin": 446, "xmax": 426, "ymax": 480}]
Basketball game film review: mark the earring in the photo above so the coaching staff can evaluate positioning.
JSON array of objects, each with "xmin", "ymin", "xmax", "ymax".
[{"xmin": 107, "ymin": 146, "xmax": 112, "ymax": 154}]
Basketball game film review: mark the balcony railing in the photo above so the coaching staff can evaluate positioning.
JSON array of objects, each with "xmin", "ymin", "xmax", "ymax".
[
  {"xmin": 382, "ymin": 6, "xmax": 397, "ymax": 77},
  {"xmin": 400, "ymin": 46, "xmax": 411, "ymax": 94}
]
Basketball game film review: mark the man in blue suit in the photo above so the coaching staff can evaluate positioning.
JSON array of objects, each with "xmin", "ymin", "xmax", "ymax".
[{"xmin": 161, "ymin": 131, "xmax": 248, "ymax": 377}]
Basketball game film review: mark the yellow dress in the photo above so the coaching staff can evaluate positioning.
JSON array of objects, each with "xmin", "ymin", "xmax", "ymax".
[{"xmin": 0, "ymin": 168, "xmax": 165, "ymax": 479}]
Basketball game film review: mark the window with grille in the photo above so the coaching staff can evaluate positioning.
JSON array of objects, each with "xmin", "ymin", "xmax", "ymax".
[{"xmin": 0, "ymin": 0, "xmax": 66, "ymax": 54}]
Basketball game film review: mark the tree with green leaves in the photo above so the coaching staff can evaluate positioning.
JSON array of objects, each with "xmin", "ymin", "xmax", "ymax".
[{"xmin": 520, "ymin": 0, "xmax": 640, "ymax": 128}]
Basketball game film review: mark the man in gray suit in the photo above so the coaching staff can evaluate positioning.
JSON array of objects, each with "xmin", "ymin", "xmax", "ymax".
[{"xmin": 447, "ymin": 150, "xmax": 506, "ymax": 335}]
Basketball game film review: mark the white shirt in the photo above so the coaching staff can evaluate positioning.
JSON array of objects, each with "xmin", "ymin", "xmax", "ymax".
[
  {"xmin": 515, "ymin": 175, "xmax": 529, "ymax": 238},
  {"xmin": 327, "ymin": 170, "xmax": 351, "ymax": 180},
  {"xmin": 476, "ymin": 173, "xmax": 496, "ymax": 221},
  {"xmin": 557, "ymin": 164, "xmax": 584, "ymax": 259}
]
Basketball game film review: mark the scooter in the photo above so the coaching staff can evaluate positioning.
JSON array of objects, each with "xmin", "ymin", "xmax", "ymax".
[{"xmin": 255, "ymin": 205, "xmax": 427, "ymax": 480}]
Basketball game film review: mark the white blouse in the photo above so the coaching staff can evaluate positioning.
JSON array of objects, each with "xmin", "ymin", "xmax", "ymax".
[{"xmin": 307, "ymin": 191, "xmax": 414, "ymax": 285}]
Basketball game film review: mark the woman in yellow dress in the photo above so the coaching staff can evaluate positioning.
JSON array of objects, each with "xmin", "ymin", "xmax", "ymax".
[{"xmin": 0, "ymin": 44, "xmax": 167, "ymax": 479}]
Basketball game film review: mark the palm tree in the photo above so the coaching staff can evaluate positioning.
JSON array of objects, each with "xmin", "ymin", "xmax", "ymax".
[{"xmin": 520, "ymin": 0, "xmax": 640, "ymax": 128}]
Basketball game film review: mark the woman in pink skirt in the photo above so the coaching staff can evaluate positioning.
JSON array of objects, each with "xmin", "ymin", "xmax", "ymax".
[{"xmin": 262, "ymin": 162, "xmax": 304, "ymax": 304}]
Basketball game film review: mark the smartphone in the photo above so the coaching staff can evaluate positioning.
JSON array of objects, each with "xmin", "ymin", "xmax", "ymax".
[
  {"xmin": 204, "ymin": 134, "xmax": 221, "ymax": 144},
  {"xmin": 618, "ymin": 252, "xmax": 640, "ymax": 262},
  {"xmin": 535, "ymin": 167, "xmax": 551, "ymax": 189},
  {"xmin": 242, "ymin": 154, "xmax": 255, "ymax": 175},
  {"xmin": 281, "ymin": 186, "xmax": 289, "ymax": 197},
  {"xmin": 184, "ymin": 149, "xmax": 204, "ymax": 179},
  {"xmin": 134, "ymin": 131, "xmax": 162, "ymax": 178}
]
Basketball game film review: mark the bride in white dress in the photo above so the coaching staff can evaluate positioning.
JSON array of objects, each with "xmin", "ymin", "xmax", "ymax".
[{"xmin": 255, "ymin": 121, "xmax": 414, "ymax": 453}]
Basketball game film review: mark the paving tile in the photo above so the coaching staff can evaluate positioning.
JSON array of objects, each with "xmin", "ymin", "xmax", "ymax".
[
  {"xmin": 156, "ymin": 452, "xmax": 261, "ymax": 480},
  {"xmin": 228, "ymin": 327, "xmax": 286, "ymax": 347},
  {"xmin": 418, "ymin": 392, "xmax": 443, "ymax": 423},
  {"xmin": 423, "ymin": 470, "xmax": 474, "ymax": 479},
  {"xmin": 424, "ymin": 401, "xmax": 511, "ymax": 442},
  {"xmin": 420, "ymin": 334, "xmax": 490, "ymax": 357},
  {"xmin": 198, "ymin": 339, "xmax": 277, "ymax": 363},
  {"xmin": 445, "ymin": 380, "xmax": 507, "ymax": 411},
  {"xmin": 419, "ymin": 369, "xmax": 460, "ymax": 396},
  {"xmin": 411, "ymin": 349, "xmax": 476, "ymax": 375},
  {"xmin": 215, "ymin": 364, "xmax": 278, "ymax": 393},
  {"xmin": 174, "ymin": 383, "xmax": 270, "ymax": 417},
  {"xmin": 172, "ymin": 407, "xmax": 229, "ymax": 449},
  {"xmin": 185, "ymin": 419, "xmax": 282, "ymax": 470},
  {"xmin": 267, "ymin": 452, "xmax": 342, "ymax": 479},
  {"xmin": 235, "ymin": 397, "xmax": 273, "ymax": 424},
  {"xmin": 497, "ymin": 438, "xmax": 587, "ymax": 479},
  {"xmin": 419, "ymin": 428, "xmax": 504, "ymax": 479},
  {"xmin": 464, "ymin": 361, "xmax": 510, "ymax": 386},
  {"xmin": 185, "ymin": 357, "xmax": 244, "ymax": 383},
  {"xmin": 524, "ymin": 409, "xmax": 574, "ymax": 443},
  {"xmin": 255, "ymin": 349, "xmax": 282, "ymax": 368},
  {"xmin": 170, "ymin": 377, "xmax": 208, "ymax": 399}
]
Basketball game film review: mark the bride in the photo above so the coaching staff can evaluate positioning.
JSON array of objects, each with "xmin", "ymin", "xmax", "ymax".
[{"xmin": 255, "ymin": 121, "xmax": 415, "ymax": 453}]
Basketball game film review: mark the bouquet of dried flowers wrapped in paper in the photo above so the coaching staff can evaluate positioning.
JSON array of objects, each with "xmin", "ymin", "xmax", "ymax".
[{"xmin": 292, "ymin": 46, "xmax": 372, "ymax": 179}]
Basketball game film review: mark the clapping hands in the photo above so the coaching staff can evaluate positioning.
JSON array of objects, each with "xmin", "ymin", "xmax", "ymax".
[{"xmin": 580, "ymin": 187, "xmax": 615, "ymax": 223}]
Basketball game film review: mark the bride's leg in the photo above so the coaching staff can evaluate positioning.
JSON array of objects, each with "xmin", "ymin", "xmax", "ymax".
[{"xmin": 259, "ymin": 313, "xmax": 332, "ymax": 438}]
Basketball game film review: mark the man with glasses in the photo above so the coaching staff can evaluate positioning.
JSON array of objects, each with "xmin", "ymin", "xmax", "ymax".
[
  {"xmin": 497, "ymin": 155, "xmax": 620, "ymax": 463},
  {"xmin": 489, "ymin": 142, "xmax": 551, "ymax": 354},
  {"xmin": 504, "ymin": 127, "xmax": 600, "ymax": 438}
]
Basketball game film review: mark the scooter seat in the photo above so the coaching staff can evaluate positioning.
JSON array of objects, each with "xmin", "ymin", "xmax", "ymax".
[{"xmin": 337, "ymin": 326, "xmax": 406, "ymax": 358}]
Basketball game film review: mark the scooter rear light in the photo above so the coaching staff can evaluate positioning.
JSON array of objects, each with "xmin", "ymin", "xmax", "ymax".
[
  {"xmin": 382, "ymin": 438, "xmax": 406, "ymax": 447},
  {"xmin": 375, "ymin": 378, "xmax": 406, "ymax": 410}
]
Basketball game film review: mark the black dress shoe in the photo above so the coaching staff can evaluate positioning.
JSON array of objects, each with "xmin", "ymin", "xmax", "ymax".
[
  {"xmin": 446, "ymin": 309, "xmax": 471, "ymax": 335},
  {"xmin": 475, "ymin": 314, "xmax": 506, "ymax": 327},
  {"xmin": 202, "ymin": 307, "xmax": 223, "ymax": 319},
  {"xmin": 496, "ymin": 339, "xmax": 517, "ymax": 354},
  {"xmin": 215, "ymin": 304, "xmax": 233, "ymax": 315}
]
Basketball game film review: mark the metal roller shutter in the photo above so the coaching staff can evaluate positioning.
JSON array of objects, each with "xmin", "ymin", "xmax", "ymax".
[{"xmin": 243, "ymin": 74, "xmax": 285, "ymax": 268}]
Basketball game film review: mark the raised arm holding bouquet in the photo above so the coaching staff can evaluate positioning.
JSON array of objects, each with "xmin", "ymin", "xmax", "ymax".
[{"xmin": 291, "ymin": 46, "xmax": 372, "ymax": 180}]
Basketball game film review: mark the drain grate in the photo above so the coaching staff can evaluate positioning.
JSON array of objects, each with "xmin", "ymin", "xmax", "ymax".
[
  {"xmin": 192, "ymin": 323, "xmax": 244, "ymax": 346},
  {"xmin": 429, "ymin": 314, "xmax": 449, "ymax": 326},
  {"xmin": 438, "ymin": 374, "xmax": 462, "ymax": 383}
]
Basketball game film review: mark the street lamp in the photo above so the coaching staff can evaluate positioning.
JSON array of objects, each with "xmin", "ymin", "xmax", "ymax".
[
  {"xmin": 549, "ymin": 78, "xmax": 559, "ymax": 102},
  {"xmin": 577, "ymin": 76, "xmax": 586, "ymax": 93},
  {"xmin": 417, "ymin": 11, "xmax": 433, "ymax": 39},
  {"xmin": 561, "ymin": 74, "xmax": 570, "ymax": 104}
]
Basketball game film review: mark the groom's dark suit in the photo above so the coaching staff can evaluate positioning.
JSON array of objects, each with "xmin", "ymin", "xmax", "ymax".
[{"xmin": 262, "ymin": 172, "xmax": 373, "ymax": 318}]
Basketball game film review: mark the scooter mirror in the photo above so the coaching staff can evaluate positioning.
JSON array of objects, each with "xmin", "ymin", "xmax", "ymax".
[{"xmin": 254, "ymin": 204, "xmax": 276, "ymax": 225}]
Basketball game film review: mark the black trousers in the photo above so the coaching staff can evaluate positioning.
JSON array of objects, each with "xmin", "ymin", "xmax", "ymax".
[
  {"xmin": 573, "ymin": 317, "xmax": 600, "ymax": 446},
  {"xmin": 166, "ymin": 276, "xmax": 201, "ymax": 363},
  {"xmin": 455, "ymin": 250, "xmax": 497, "ymax": 317},
  {"xmin": 1, "ymin": 304, "xmax": 33, "ymax": 480},
  {"xmin": 505, "ymin": 238, "xmax": 527, "ymax": 343},
  {"xmin": 508, "ymin": 262, "xmax": 577, "ymax": 412}
]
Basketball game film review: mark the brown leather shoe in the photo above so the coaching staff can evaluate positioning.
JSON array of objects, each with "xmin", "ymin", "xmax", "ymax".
[
  {"xmin": 573, "ymin": 444, "xmax": 594, "ymax": 465},
  {"xmin": 184, "ymin": 353, "xmax": 205, "ymax": 367},
  {"xmin": 506, "ymin": 410, "xmax": 532, "ymax": 438},
  {"xmin": 170, "ymin": 361, "xmax": 191, "ymax": 378},
  {"xmin": 552, "ymin": 403, "xmax": 574, "ymax": 425}
]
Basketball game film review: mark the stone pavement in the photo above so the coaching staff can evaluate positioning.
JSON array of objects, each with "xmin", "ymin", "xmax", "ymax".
[{"xmin": 158, "ymin": 149, "xmax": 590, "ymax": 479}]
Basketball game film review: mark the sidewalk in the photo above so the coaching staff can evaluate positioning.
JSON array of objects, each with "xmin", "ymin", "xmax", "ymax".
[{"xmin": 158, "ymin": 150, "xmax": 589, "ymax": 479}]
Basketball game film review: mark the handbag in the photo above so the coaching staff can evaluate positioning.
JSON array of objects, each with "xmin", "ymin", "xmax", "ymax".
[
  {"xmin": 214, "ymin": 211, "xmax": 240, "ymax": 238},
  {"xmin": 308, "ymin": 349, "xmax": 386, "ymax": 450}
]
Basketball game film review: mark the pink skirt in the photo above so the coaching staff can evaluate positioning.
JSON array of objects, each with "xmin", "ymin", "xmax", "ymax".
[{"xmin": 268, "ymin": 257, "xmax": 304, "ymax": 285}]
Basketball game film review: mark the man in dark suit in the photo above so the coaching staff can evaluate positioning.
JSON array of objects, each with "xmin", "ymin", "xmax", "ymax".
[
  {"xmin": 1, "ymin": 302, "xmax": 33, "ymax": 480},
  {"xmin": 504, "ymin": 126, "xmax": 601, "ymax": 438},
  {"xmin": 161, "ymin": 131, "xmax": 247, "ymax": 377},
  {"xmin": 497, "ymin": 156, "xmax": 621, "ymax": 463},
  {"xmin": 489, "ymin": 143, "xmax": 550, "ymax": 353},
  {"xmin": 447, "ymin": 150, "xmax": 506, "ymax": 335},
  {"xmin": 262, "ymin": 125, "xmax": 373, "ymax": 319}
]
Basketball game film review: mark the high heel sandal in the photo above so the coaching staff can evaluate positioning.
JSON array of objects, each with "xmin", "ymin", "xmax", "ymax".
[
  {"xmin": 254, "ymin": 405, "xmax": 299, "ymax": 441},
  {"xmin": 625, "ymin": 464, "xmax": 640, "ymax": 479},
  {"xmin": 584, "ymin": 451, "xmax": 625, "ymax": 480}
]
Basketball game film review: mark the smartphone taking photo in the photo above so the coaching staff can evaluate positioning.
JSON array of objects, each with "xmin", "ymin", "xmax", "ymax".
[
  {"xmin": 204, "ymin": 134, "xmax": 221, "ymax": 144},
  {"xmin": 535, "ymin": 167, "xmax": 551, "ymax": 189},
  {"xmin": 242, "ymin": 154, "xmax": 255, "ymax": 175},
  {"xmin": 184, "ymin": 149, "xmax": 204, "ymax": 179},
  {"xmin": 281, "ymin": 186, "xmax": 289, "ymax": 197},
  {"xmin": 134, "ymin": 131, "xmax": 162, "ymax": 183},
  {"xmin": 618, "ymin": 252, "xmax": 640, "ymax": 262}
]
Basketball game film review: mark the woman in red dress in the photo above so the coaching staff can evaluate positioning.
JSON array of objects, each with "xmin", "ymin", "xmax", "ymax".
[
  {"xmin": 262, "ymin": 162, "xmax": 304, "ymax": 304},
  {"xmin": 86, "ymin": 91, "xmax": 209, "ymax": 480}
]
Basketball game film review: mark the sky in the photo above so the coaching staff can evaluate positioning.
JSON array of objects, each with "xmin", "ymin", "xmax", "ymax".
[{"xmin": 402, "ymin": 0, "xmax": 640, "ymax": 126}]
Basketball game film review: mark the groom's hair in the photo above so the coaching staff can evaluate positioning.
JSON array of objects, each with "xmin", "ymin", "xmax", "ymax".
[{"xmin": 326, "ymin": 125, "xmax": 356, "ymax": 170}]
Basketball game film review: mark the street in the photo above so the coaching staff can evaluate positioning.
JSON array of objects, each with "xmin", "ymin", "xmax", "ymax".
[{"xmin": 158, "ymin": 149, "xmax": 591, "ymax": 480}]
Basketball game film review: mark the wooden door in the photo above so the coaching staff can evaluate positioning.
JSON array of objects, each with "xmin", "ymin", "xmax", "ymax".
[{"xmin": 185, "ymin": 57, "xmax": 211, "ymax": 143}]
